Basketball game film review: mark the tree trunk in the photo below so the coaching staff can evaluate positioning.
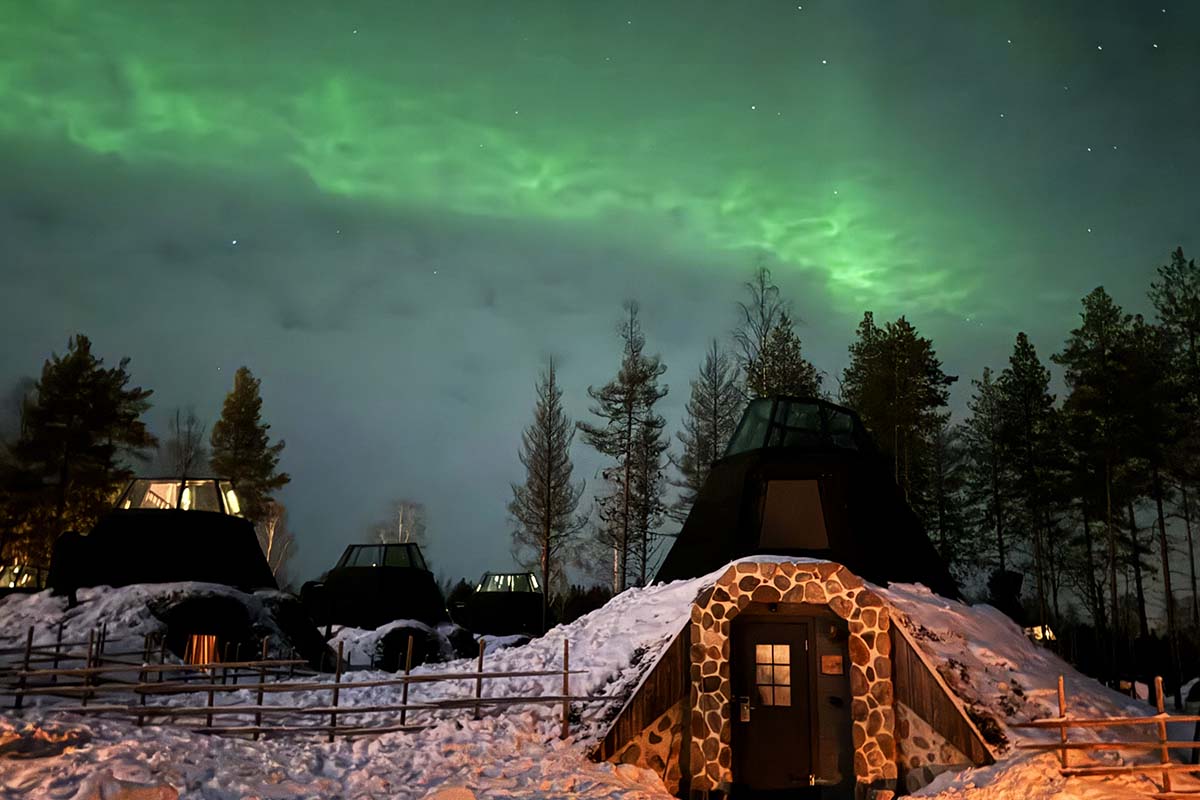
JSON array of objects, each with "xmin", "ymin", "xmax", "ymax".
[
  {"xmin": 1151, "ymin": 466, "xmax": 1181, "ymax": 708},
  {"xmin": 994, "ymin": 458, "xmax": 1007, "ymax": 573},
  {"xmin": 1127, "ymin": 500, "xmax": 1150, "ymax": 641},
  {"xmin": 1183, "ymin": 487, "xmax": 1200, "ymax": 628},
  {"xmin": 1081, "ymin": 508, "xmax": 1105, "ymax": 633},
  {"xmin": 1044, "ymin": 509, "xmax": 1062, "ymax": 625},
  {"xmin": 619, "ymin": 403, "xmax": 633, "ymax": 593},
  {"xmin": 1105, "ymin": 459, "xmax": 1119, "ymax": 646}
]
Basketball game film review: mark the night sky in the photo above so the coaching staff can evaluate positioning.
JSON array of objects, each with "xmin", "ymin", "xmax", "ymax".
[{"xmin": 2, "ymin": 1, "xmax": 1198, "ymax": 583}]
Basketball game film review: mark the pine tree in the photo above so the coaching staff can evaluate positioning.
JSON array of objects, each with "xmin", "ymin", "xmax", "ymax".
[
  {"xmin": 672, "ymin": 341, "xmax": 741, "ymax": 522},
  {"xmin": 745, "ymin": 314, "xmax": 822, "ymax": 399},
  {"xmin": 1149, "ymin": 247, "xmax": 1200, "ymax": 627},
  {"xmin": 209, "ymin": 367, "xmax": 289, "ymax": 521},
  {"xmin": 961, "ymin": 368, "xmax": 1012, "ymax": 573},
  {"xmin": 11, "ymin": 335, "xmax": 157, "ymax": 556},
  {"xmin": 1123, "ymin": 315, "xmax": 1185, "ymax": 698},
  {"xmin": 579, "ymin": 302, "xmax": 668, "ymax": 592},
  {"xmin": 996, "ymin": 332, "xmax": 1060, "ymax": 629},
  {"xmin": 841, "ymin": 313, "xmax": 956, "ymax": 514},
  {"xmin": 927, "ymin": 413, "xmax": 969, "ymax": 573},
  {"xmin": 1052, "ymin": 287, "xmax": 1135, "ymax": 646},
  {"xmin": 509, "ymin": 359, "xmax": 585, "ymax": 629},
  {"xmin": 630, "ymin": 412, "xmax": 669, "ymax": 585}
]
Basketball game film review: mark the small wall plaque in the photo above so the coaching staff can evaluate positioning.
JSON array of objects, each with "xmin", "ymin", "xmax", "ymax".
[{"xmin": 820, "ymin": 654, "xmax": 844, "ymax": 675}]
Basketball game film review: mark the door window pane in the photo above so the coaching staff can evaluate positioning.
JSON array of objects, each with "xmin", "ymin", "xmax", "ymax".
[{"xmin": 754, "ymin": 640, "xmax": 795, "ymax": 707}]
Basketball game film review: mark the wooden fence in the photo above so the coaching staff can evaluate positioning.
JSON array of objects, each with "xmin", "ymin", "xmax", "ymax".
[
  {"xmin": 1014, "ymin": 675, "xmax": 1200, "ymax": 797},
  {"xmin": 0, "ymin": 625, "xmax": 606, "ymax": 741}
]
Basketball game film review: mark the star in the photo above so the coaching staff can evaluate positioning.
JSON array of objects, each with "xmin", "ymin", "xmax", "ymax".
[
  {"xmin": 1007, "ymin": 39, "xmax": 1012, "ymax": 44},
  {"xmin": 1087, "ymin": 228, "xmax": 1093, "ymax": 233},
  {"xmin": 231, "ymin": 239, "xmax": 238, "ymax": 245},
  {"xmin": 352, "ymin": 29, "xmax": 358, "ymax": 34},
  {"xmin": 1086, "ymin": 147, "xmax": 1092, "ymax": 152},
  {"xmin": 999, "ymin": 112, "xmax": 1005, "ymax": 118},
  {"xmin": 1096, "ymin": 44, "xmax": 1103, "ymax": 51},
  {"xmin": 750, "ymin": 104, "xmax": 756, "ymax": 110},
  {"xmin": 821, "ymin": 59, "xmax": 828, "ymax": 65},
  {"xmin": 1153, "ymin": 43, "xmax": 1159, "ymax": 49}
]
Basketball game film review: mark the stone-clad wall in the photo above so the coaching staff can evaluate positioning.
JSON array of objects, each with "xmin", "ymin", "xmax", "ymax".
[
  {"xmin": 609, "ymin": 700, "xmax": 686, "ymax": 794},
  {"xmin": 895, "ymin": 701, "xmax": 973, "ymax": 793},
  {"xmin": 688, "ymin": 561, "xmax": 898, "ymax": 796}
]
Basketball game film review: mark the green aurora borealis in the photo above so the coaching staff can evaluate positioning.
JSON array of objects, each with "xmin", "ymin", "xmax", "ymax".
[
  {"xmin": 3, "ymin": 2, "xmax": 1055, "ymax": 312},
  {"xmin": 2, "ymin": 1, "xmax": 1198, "ymax": 578}
]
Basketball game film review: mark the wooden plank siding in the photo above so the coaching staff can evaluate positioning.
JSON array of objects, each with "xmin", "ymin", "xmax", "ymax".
[
  {"xmin": 891, "ymin": 624, "xmax": 995, "ymax": 766},
  {"xmin": 594, "ymin": 623, "xmax": 690, "ymax": 761}
]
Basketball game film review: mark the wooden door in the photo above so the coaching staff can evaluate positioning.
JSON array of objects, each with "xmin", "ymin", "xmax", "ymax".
[{"xmin": 731, "ymin": 618, "xmax": 814, "ymax": 791}]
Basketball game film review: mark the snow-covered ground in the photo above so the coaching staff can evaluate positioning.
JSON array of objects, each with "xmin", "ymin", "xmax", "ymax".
[{"xmin": 0, "ymin": 566, "xmax": 1197, "ymax": 799}]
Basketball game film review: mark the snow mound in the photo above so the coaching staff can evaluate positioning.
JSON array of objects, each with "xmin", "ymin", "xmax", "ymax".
[
  {"xmin": 3, "ymin": 562, "xmax": 1197, "ymax": 799},
  {"xmin": 0, "ymin": 583, "xmax": 327, "ymax": 663}
]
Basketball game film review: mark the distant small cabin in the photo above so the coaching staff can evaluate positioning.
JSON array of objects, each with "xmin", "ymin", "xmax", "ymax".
[{"xmin": 595, "ymin": 399, "xmax": 984, "ymax": 798}]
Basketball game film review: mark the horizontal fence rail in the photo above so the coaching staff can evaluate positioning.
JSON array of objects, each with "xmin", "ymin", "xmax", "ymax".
[
  {"xmin": 1013, "ymin": 675, "xmax": 1200, "ymax": 795},
  {"xmin": 0, "ymin": 624, "xmax": 615, "ymax": 742}
]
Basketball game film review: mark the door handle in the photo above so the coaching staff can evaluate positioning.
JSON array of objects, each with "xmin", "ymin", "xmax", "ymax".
[{"xmin": 737, "ymin": 695, "xmax": 751, "ymax": 722}]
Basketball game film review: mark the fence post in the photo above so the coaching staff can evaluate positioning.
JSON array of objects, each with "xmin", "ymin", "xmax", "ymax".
[
  {"xmin": 205, "ymin": 660, "xmax": 216, "ymax": 728},
  {"xmin": 51, "ymin": 621, "xmax": 64, "ymax": 685},
  {"xmin": 254, "ymin": 636, "xmax": 269, "ymax": 741},
  {"xmin": 289, "ymin": 647, "xmax": 297, "ymax": 679},
  {"xmin": 400, "ymin": 634, "xmax": 413, "ymax": 726},
  {"xmin": 81, "ymin": 630, "xmax": 95, "ymax": 708},
  {"xmin": 158, "ymin": 635, "xmax": 166, "ymax": 683},
  {"xmin": 328, "ymin": 641, "xmax": 344, "ymax": 743},
  {"xmin": 1056, "ymin": 674, "xmax": 1067, "ymax": 769},
  {"xmin": 561, "ymin": 638, "xmax": 570, "ymax": 740},
  {"xmin": 474, "ymin": 639, "xmax": 485, "ymax": 720},
  {"xmin": 1155, "ymin": 676, "xmax": 1172, "ymax": 792},
  {"xmin": 13, "ymin": 626, "xmax": 33, "ymax": 712},
  {"xmin": 136, "ymin": 661, "xmax": 147, "ymax": 727}
]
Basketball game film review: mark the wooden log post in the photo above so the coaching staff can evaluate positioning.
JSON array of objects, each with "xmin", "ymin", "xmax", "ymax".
[
  {"xmin": 1057, "ymin": 674, "xmax": 1068, "ymax": 768},
  {"xmin": 328, "ymin": 640, "xmax": 344, "ymax": 743},
  {"xmin": 400, "ymin": 634, "xmax": 413, "ymax": 726},
  {"xmin": 136, "ymin": 660, "xmax": 147, "ymax": 727},
  {"xmin": 474, "ymin": 639, "xmax": 485, "ymax": 720},
  {"xmin": 13, "ymin": 626, "xmax": 33, "ymax": 711},
  {"xmin": 1156, "ymin": 676, "xmax": 1172, "ymax": 792},
  {"xmin": 158, "ymin": 636, "xmax": 167, "ymax": 683},
  {"xmin": 81, "ymin": 630, "xmax": 95, "ymax": 708},
  {"xmin": 51, "ymin": 621, "xmax": 64, "ymax": 685},
  {"xmin": 254, "ymin": 637, "xmax": 269, "ymax": 741},
  {"xmin": 561, "ymin": 638, "xmax": 570, "ymax": 740}
]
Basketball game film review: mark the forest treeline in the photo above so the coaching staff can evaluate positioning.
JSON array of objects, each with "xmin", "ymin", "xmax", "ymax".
[
  {"xmin": 509, "ymin": 248, "xmax": 1200, "ymax": 691},
  {"xmin": 4, "ymin": 248, "xmax": 1199, "ymax": 690}
]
